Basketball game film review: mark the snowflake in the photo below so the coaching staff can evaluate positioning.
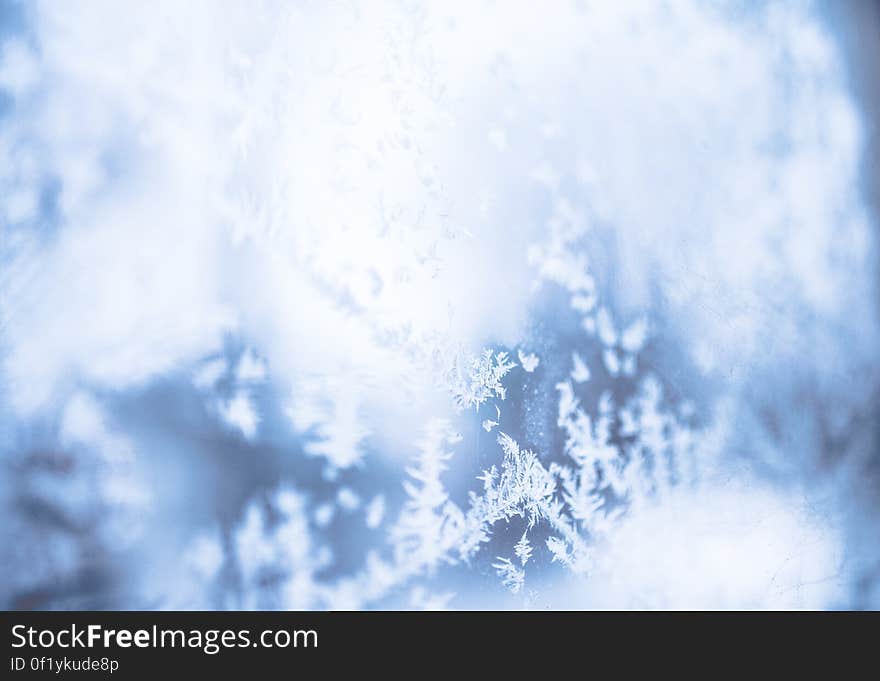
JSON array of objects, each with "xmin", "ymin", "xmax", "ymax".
[
  {"xmin": 517, "ymin": 349, "xmax": 540, "ymax": 373},
  {"xmin": 449, "ymin": 349, "xmax": 517, "ymax": 410},
  {"xmin": 514, "ymin": 531, "xmax": 533, "ymax": 566},
  {"xmin": 492, "ymin": 557, "xmax": 525, "ymax": 594}
]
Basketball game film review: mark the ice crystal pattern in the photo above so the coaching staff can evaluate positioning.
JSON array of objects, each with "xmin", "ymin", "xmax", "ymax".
[{"xmin": 0, "ymin": 1, "xmax": 875, "ymax": 610}]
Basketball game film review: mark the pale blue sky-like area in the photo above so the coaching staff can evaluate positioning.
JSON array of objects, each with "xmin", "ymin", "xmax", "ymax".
[{"xmin": 0, "ymin": 0, "xmax": 878, "ymax": 610}]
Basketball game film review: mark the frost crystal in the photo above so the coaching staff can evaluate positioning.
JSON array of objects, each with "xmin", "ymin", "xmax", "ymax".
[
  {"xmin": 517, "ymin": 350, "xmax": 540, "ymax": 373},
  {"xmin": 449, "ymin": 349, "xmax": 517, "ymax": 411},
  {"xmin": 492, "ymin": 557, "xmax": 525, "ymax": 594},
  {"xmin": 514, "ymin": 532, "xmax": 533, "ymax": 566}
]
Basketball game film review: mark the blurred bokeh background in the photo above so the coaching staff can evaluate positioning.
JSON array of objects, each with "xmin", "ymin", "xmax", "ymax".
[{"xmin": 1, "ymin": 0, "xmax": 879, "ymax": 610}]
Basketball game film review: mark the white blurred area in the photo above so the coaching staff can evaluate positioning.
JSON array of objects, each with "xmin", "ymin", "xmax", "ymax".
[
  {"xmin": 555, "ymin": 480, "xmax": 845, "ymax": 609},
  {"xmin": 2, "ymin": 1, "xmax": 873, "ymax": 431}
]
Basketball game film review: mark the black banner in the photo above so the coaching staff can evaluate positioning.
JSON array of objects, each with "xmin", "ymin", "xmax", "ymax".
[{"xmin": 1, "ymin": 611, "xmax": 874, "ymax": 677}]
